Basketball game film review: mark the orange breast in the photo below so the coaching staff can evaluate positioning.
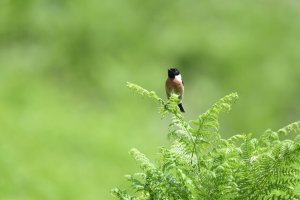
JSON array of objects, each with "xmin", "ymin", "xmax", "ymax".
[{"xmin": 165, "ymin": 78, "xmax": 184, "ymax": 95}]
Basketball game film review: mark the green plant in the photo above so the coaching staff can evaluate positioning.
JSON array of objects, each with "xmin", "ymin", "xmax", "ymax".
[{"xmin": 112, "ymin": 82, "xmax": 300, "ymax": 200}]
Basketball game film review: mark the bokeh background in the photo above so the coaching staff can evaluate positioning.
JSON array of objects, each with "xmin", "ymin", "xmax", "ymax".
[{"xmin": 1, "ymin": 0, "xmax": 300, "ymax": 199}]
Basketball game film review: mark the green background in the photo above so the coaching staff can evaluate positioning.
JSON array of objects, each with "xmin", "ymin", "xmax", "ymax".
[{"xmin": 1, "ymin": 0, "xmax": 299, "ymax": 199}]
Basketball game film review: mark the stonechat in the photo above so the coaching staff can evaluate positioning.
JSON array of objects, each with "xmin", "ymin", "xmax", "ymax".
[{"xmin": 165, "ymin": 67, "xmax": 185, "ymax": 112}]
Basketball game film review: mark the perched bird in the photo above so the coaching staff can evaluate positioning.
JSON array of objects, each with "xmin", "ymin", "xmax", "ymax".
[{"xmin": 165, "ymin": 67, "xmax": 185, "ymax": 112}]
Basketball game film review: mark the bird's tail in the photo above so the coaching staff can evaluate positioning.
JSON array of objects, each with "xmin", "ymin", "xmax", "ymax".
[{"xmin": 178, "ymin": 103, "xmax": 185, "ymax": 113}]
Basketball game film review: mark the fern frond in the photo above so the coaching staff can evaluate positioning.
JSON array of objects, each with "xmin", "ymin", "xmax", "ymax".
[
  {"xmin": 127, "ymin": 82, "xmax": 163, "ymax": 105},
  {"xmin": 277, "ymin": 121, "xmax": 300, "ymax": 136},
  {"xmin": 127, "ymin": 82, "xmax": 186, "ymax": 120},
  {"xmin": 196, "ymin": 93, "xmax": 238, "ymax": 128},
  {"xmin": 111, "ymin": 188, "xmax": 136, "ymax": 200},
  {"xmin": 113, "ymin": 83, "xmax": 300, "ymax": 200},
  {"xmin": 125, "ymin": 174, "xmax": 145, "ymax": 192},
  {"xmin": 129, "ymin": 148, "xmax": 156, "ymax": 172},
  {"xmin": 190, "ymin": 93, "xmax": 239, "ymax": 142}
]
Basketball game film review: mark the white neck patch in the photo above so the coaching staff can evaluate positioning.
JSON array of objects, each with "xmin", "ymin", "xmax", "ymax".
[{"xmin": 175, "ymin": 74, "xmax": 182, "ymax": 81}]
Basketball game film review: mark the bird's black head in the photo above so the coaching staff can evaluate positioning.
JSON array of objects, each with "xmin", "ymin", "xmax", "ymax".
[{"xmin": 168, "ymin": 68, "xmax": 180, "ymax": 78}]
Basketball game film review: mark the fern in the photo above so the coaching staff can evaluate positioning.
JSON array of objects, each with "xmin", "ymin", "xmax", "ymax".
[{"xmin": 112, "ymin": 83, "xmax": 300, "ymax": 200}]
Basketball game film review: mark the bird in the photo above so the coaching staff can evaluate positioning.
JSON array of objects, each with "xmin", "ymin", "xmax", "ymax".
[{"xmin": 165, "ymin": 67, "xmax": 185, "ymax": 112}]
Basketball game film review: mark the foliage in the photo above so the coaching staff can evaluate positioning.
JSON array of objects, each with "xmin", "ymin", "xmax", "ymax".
[
  {"xmin": 1, "ymin": 1, "xmax": 300, "ymax": 199},
  {"xmin": 112, "ymin": 83, "xmax": 300, "ymax": 200}
]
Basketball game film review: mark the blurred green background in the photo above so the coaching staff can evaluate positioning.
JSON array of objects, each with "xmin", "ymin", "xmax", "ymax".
[{"xmin": 1, "ymin": 0, "xmax": 300, "ymax": 199}]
